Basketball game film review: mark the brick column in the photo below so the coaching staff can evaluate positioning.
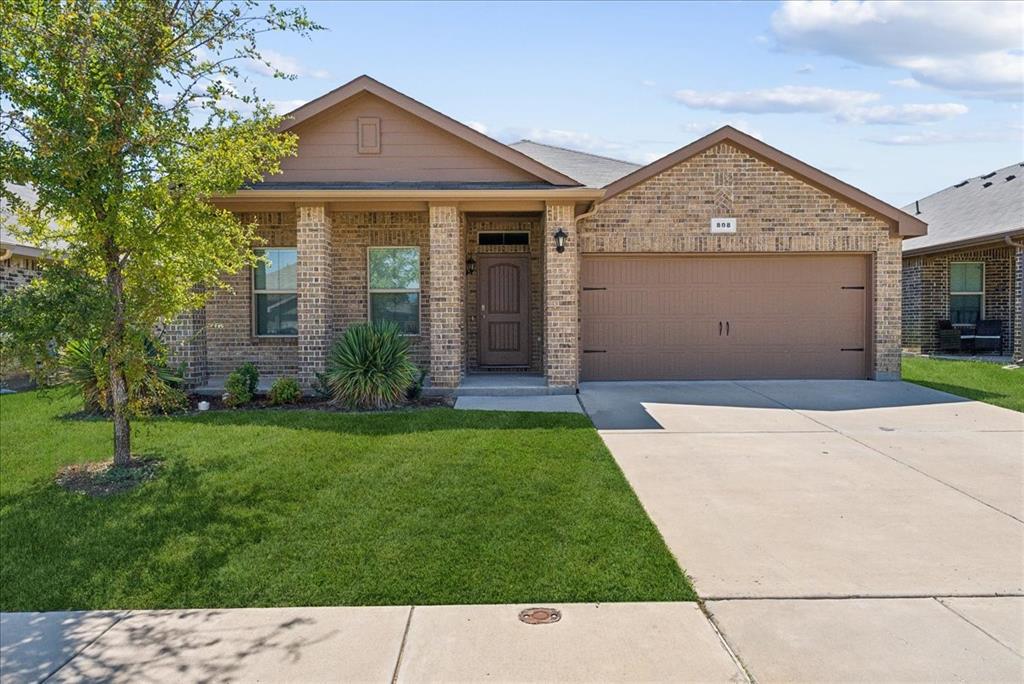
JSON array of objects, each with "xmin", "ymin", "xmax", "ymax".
[
  {"xmin": 163, "ymin": 305, "xmax": 207, "ymax": 388},
  {"xmin": 428, "ymin": 204, "xmax": 464, "ymax": 389},
  {"xmin": 543, "ymin": 202, "xmax": 579, "ymax": 388},
  {"xmin": 296, "ymin": 203, "xmax": 332, "ymax": 388},
  {"xmin": 1014, "ymin": 246, "xmax": 1023, "ymax": 361}
]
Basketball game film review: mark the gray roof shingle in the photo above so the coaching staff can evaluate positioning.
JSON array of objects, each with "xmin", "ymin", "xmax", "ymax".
[
  {"xmin": 509, "ymin": 140, "xmax": 641, "ymax": 188},
  {"xmin": 902, "ymin": 161, "xmax": 1024, "ymax": 254}
]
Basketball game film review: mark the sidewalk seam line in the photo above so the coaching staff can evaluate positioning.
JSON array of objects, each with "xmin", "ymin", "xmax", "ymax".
[
  {"xmin": 698, "ymin": 600, "xmax": 755, "ymax": 684},
  {"xmin": 934, "ymin": 597, "xmax": 1024, "ymax": 658},
  {"xmin": 40, "ymin": 610, "xmax": 131, "ymax": 684},
  {"xmin": 734, "ymin": 381, "xmax": 1024, "ymax": 525},
  {"xmin": 705, "ymin": 592, "xmax": 1024, "ymax": 601},
  {"xmin": 390, "ymin": 605, "xmax": 414, "ymax": 684}
]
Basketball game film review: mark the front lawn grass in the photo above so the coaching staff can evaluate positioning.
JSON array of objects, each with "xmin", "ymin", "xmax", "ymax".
[
  {"xmin": 903, "ymin": 356, "xmax": 1024, "ymax": 412},
  {"xmin": 0, "ymin": 391, "xmax": 694, "ymax": 611}
]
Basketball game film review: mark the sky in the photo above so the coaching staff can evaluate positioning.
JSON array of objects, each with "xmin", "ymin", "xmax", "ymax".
[{"xmin": 240, "ymin": 0, "xmax": 1024, "ymax": 207}]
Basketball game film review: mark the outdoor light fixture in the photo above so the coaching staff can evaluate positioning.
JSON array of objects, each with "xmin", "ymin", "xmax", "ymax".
[
  {"xmin": 465, "ymin": 255, "xmax": 476, "ymax": 275},
  {"xmin": 553, "ymin": 228, "xmax": 568, "ymax": 253}
]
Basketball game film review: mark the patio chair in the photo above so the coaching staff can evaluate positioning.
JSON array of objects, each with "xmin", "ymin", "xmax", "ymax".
[
  {"xmin": 973, "ymin": 320, "xmax": 1003, "ymax": 354},
  {"xmin": 936, "ymin": 320, "xmax": 962, "ymax": 353}
]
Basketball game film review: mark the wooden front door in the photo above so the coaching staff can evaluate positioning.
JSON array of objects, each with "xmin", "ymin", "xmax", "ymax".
[{"xmin": 478, "ymin": 255, "xmax": 530, "ymax": 366}]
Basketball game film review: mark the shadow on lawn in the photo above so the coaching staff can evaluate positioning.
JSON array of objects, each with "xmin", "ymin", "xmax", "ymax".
[
  {"xmin": 167, "ymin": 405, "xmax": 593, "ymax": 435},
  {"xmin": 0, "ymin": 457, "xmax": 278, "ymax": 613}
]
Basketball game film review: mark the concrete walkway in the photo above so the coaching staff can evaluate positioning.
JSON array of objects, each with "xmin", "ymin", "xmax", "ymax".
[
  {"xmin": 1, "ymin": 603, "xmax": 745, "ymax": 683},
  {"xmin": 580, "ymin": 379, "xmax": 1024, "ymax": 682}
]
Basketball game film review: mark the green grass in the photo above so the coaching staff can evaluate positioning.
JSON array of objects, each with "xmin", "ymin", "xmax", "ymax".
[
  {"xmin": 903, "ymin": 356, "xmax": 1024, "ymax": 412},
  {"xmin": 0, "ymin": 391, "xmax": 693, "ymax": 611}
]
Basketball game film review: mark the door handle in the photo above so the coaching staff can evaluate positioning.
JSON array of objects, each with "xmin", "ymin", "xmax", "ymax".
[
  {"xmin": 719, "ymin": 321, "xmax": 723, "ymax": 336},
  {"xmin": 726, "ymin": 321, "xmax": 730, "ymax": 336}
]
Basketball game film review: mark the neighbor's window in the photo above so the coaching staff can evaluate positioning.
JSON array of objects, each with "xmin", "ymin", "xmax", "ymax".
[
  {"xmin": 253, "ymin": 248, "xmax": 298, "ymax": 336},
  {"xmin": 368, "ymin": 247, "xmax": 420, "ymax": 334},
  {"xmin": 949, "ymin": 262, "xmax": 983, "ymax": 325}
]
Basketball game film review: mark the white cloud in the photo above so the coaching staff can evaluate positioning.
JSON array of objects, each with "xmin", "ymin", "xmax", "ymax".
[
  {"xmin": 796, "ymin": 64, "xmax": 814, "ymax": 74},
  {"xmin": 674, "ymin": 85, "xmax": 879, "ymax": 114},
  {"xmin": 837, "ymin": 102, "xmax": 968, "ymax": 125},
  {"xmin": 770, "ymin": 1, "xmax": 1024, "ymax": 100},
  {"xmin": 889, "ymin": 77, "xmax": 922, "ymax": 89},
  {"xmin": 864, "ymin": 127, "xmax": 1019, "ymax": 146},
  {"xmin": 244, "ymin": 50, "xmax": 330, "ymax": 80},
  {"xmin": 466, "ymin": 120, "xmax": 489, "ymax": 134}
]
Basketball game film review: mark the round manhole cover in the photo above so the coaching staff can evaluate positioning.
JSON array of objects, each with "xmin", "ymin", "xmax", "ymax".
[{"xmin": 519, "ymin": 607, "xmax": 561, "ymax": 625}]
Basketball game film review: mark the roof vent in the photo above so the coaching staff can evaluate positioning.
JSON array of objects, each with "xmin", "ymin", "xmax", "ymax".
[
  {"xmin": 914, "ymin": 200, "xmax": 921, "ymax": 215},
  {"xmin": 981, "ymin": 172, "xmax": 997, "ymax": 179},
  {"xmin": 953, "ymin": 180, "xmax": 969, "ymax": 188},
  {"xmin": 1006, "ymin": 175, "xmax": 1017, "ymax": 182},
  {"xmin": 983, "ymin": 181, "xmax": 993, "ymax": 188}
]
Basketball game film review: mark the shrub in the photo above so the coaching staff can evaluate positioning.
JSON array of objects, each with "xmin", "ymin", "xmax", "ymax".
[
  {"xmin": 325, "ymin": 322, "xmax": 418, "ymax": 409},
  {"xmin": 60, "ymin": 335, "xmax": 186, "ymax": 414},
  {"xmin": 406, "ymin": 367, "xmax": 428, "ymax": 400},
  {"xmin": 268, "ymin": 376, "xmax": 302, "ymax": 405},
  {"xmin": 224, "ymin": 364, "xmax": 258, "ymax": 407}
]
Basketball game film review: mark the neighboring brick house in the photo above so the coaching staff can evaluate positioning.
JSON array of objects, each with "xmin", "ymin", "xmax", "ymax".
[
  {"xmin": 1, "ymin": 185, "xmax": 51, "ymax": 295},
  {"xmin": 901, "ymin": 164, "xmax": 1023, "ymax": 361},
  {"xmin": 169, "ymin": 75, "xmax": 926, "ymax": 392}
]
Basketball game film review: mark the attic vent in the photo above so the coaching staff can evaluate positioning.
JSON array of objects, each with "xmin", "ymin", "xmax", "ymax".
[
  {"xmin": 1007, "ymin": 175, "xmax": 1017, "ymax": 182},
  {"xmin": 954, "ymin": 180, "xmax": 969, "ymax": 188},
  {"xmin": 983, "ymin": 181, "xmax": 993, "ymax": 188},
  {"xmin": 357, "ymin": 117, "xmax": 381, "ymax": 155},
  {"xmin": 981, "ymin": 172, "xmax": 996, "ymax": 179}
]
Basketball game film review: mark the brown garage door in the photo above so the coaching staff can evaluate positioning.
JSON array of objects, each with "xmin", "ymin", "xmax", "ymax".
[{"xmin": 581, "ymin": 255, "xmax": 870, "ymax": 380}]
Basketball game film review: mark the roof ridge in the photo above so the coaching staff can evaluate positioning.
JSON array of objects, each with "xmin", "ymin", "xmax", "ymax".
[{"xmin": 513, "ymin": 139, "xmax": 641, "ymax": 167}]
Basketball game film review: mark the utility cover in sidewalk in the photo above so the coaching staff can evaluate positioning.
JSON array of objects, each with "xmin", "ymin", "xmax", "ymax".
[{"xmin": 519, "ymin": 608, "xmax": 561, "ymax": 624}]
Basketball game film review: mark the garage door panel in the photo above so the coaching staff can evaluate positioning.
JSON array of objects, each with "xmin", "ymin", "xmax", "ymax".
[{"xmin": 581, "ymin": 255, "xmax": 869, "ymax": 381}]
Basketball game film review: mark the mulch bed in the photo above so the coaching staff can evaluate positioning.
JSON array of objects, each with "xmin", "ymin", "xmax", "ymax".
[
  {"xmin": 191, "ymin": 394, "xmax": 454, "ymax": 412},
  {"xmin": 55, "ymin": 457, "xmax": 162, "ymax": 497}
]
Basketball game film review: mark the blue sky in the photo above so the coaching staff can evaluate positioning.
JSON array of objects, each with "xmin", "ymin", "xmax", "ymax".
[{"xmin": 243, "ymin": 1, "xmax": 1023, "ymax": 207}]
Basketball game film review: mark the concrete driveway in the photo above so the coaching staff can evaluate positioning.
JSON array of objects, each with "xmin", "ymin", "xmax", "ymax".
[{"xmin": 580, "ymin": 379, "xmax": 1024, "ymax": 682}]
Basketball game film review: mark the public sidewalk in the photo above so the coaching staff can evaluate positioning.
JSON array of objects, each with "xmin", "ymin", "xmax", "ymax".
[{"xmin": 0, "ymin": 602, "xmax": 746, "ymax": 683}]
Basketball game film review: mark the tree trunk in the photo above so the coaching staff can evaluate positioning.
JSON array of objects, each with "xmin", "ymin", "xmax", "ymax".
[{"xmin": 109, "ymin": 365, "xmax": 132, "ymax": 466}]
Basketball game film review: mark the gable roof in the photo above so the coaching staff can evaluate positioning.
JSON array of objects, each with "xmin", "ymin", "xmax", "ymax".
[
  {"xmin": 901, "ymin": 161, "xmax": 1024, "ymax": 256},
  {"xmin": 509, "ymin": 140, "xmax": 641, "ymax": 188},
  {"xmin": 601, "ymin": 126, "xmax": 927, "ymax": 237},
  {"xmin": 277, "ymin": 75, "xmax": 580, "ymax": 187}
]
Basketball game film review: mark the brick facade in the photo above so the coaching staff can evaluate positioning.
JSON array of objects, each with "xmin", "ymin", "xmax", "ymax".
[
  {"xmin": 0, "ymin": 255, "xmax": 41, "ymax": 294},
  {"xmin": 427, "ymin": 205, "xmax": 464, "ymax": 388},
  {"xmin": 543, "ymin": 202, "xmax": 580, "ymax": 387},
  {"xmin": 296, "ymin": 204, "xmax": 332, "ymax": 388},
  {"xmin": 580, "ymin": 142, "xmax": 903, "ymax": 380},
  {"xmin": 902, "ymin": 244, "xmax": 1020, "ymax": 356},
  {"xmin": 465, "ymin": 214, "xmax": 544, "ymax": 372}
]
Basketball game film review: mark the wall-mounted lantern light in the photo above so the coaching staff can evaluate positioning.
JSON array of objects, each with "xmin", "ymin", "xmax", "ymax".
[
  {"xmin": 553, "ymin": 228, "xmax": 568, "ymax": 253},
  {"xmin": 465, "ymin": 255, "xmax": 476, "ymax": 275}
]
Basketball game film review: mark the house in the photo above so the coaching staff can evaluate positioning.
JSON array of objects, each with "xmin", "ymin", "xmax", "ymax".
[
  {"xmin": 901, "ymin": 164, "xmax": 1023, "ymax": 360},
  {"xmin": 165, "ymin": 75, "xmax": 926, "ymax": 392},
  {"xmin": 0, "ymin": 185, "xmax": 52, "ymax": 294}
]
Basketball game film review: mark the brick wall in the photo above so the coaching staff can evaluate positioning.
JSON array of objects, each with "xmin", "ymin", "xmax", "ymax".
[
  {"xmin": 428, "ymin": 205, "xmax": 464, "ymax": 388},
  {"xmin": 465, "ymin": 214, "xmax": 543, "ymax": 372},
  {"xmin": 581, "ymin": 142, "xmax": 903, "ymax": 380},
  {"xmin": 0, "ymin": 255, "xmax": 41, "ymax": 294},
  {"xmin": 1015, "ymin": 246, "xmax": 1023, "ymax": 361},
  {"xmin": 297, "ymin": 204, "xmax": 332, "ymax": 388},
  {"xmin": 901, "ymin": 244, "xmax": 1017, "ymax": 354},
  {"xmin": 543, "ymin": 202, "xmax": 579, "ymax": 387},
  {"xmin": 204, "ymin": 212, "xmax": 299, "ymax": 379},
  {"xmin": 331, "ymin": 211, "xmax": 432, "ymax": 370}
]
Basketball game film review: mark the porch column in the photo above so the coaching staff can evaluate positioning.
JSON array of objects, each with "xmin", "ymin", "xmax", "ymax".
[
  {"xmin": 428, "ymin": 204, "xmax": 465, "ymax": 388},
  {"xmin": 296, "ymin": 203, "xmax": 332, "ymax": 389},
  {"xmin": 543, "ymin": 202, "xmax": 580, "ymax": 388}
]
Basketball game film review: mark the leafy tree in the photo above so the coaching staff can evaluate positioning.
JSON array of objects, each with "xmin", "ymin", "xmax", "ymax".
[{"xmin": 0, "ymin": 0, "xmax": 322, "ymax": 464}]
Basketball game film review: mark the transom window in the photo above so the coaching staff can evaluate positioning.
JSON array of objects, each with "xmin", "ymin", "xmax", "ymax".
[
  {"xmin": 949, "ymin": 262, "xmax": 983, "ymax": 325},
  {"xmin": 478, "ymin": 231, "xmax": 529, "ymax": 246},
  {"xmin": 368, "ymin": 247, "xmax": 421, "ymax": 334},
  {"xmin": 253, "ymin": 248, "xmax": 298, "ymax": 336}
]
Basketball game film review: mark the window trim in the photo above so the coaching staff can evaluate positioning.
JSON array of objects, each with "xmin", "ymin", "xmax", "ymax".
[
  {"xmin": 367, "ymin": 246, "xmax": 422, "ymax": 336},
  {"xmin": 252, "ymin": 247, "xmax": 299, "ymax": 338},
  {"xmin": 949, "ymin": 261, "xmax": 985, "ymax": 326}
]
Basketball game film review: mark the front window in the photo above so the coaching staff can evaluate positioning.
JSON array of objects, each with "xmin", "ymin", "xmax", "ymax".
[
  {"xmin": 949, "ymin": 262, "xmax": 983, "ymax": 325},
  {"xmin": 368, "ymin": 247, "xmax": 421, "ymax": 334},
  {"xmin": 253, "ymin": 248, "xmax": 298, "ymax": 336}
]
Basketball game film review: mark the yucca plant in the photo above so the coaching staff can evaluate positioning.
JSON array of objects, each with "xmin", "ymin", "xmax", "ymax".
[{"xmin": 325, "ymin": 322, "xmax": 418, "ymax": 409}]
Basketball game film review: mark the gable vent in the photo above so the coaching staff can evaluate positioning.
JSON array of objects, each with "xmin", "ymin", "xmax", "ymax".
[{"xmin": 357, "ymin": 116, "xmax": 381, "ymax": 155}]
